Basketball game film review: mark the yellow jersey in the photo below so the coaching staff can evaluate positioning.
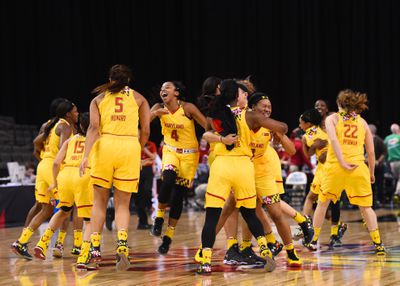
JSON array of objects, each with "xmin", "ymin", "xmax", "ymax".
[
  {"xmin": 213, "ymin": 108, "xmax": 252, "ymax": 157},
  {"xmin": 327, "ymin": 112, "xmax": 365, "ymax": 163},
  {"xmin": 63, "ymin": 134, "xmax": 86, "ymax": 168},
  {"xmin": 98, "ymin": 87, "xmax": 139, "ymax": 137},
  {"xmin": 160, "ymin": 105, "xmax": 198, "ymax": 149},
  {"xmin": 304, "ymin": 126, "xmax": 328, "ymax": 163},
  {"xmin": 42, "ymin": 118, "xmax": 70, "ymax": 160},
  {"xmin": 250, "ymin": 127, "xmax": 272, "ymax": 177}
]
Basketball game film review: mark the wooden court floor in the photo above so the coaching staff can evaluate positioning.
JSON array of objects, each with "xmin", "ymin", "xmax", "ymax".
[{"xmin": 1, "ymin": 209, "xmax": 400, "ymax": 286}]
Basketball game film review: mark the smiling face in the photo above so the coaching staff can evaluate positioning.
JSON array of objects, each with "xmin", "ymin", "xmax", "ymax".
[
  {"xmin": 315, "ymin": 100, "xmax": 329, "ymax": 117},
  {"xmin": 253, "ymin": 98, "xmax": 272, "ymax": 118},
  {"xmin": 160, "ymin": 82, "xmax": 179, "ymax": 104},
  {"xmin": 68, "ymin": 105, "xmax": 79, "ymax": 124}
]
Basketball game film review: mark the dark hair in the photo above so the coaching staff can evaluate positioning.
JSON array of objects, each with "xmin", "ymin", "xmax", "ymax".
[
  {"xmin": 337, "ymin": 89, "xmax": 368, "ymax": 113},
  {"xmin": 170, "ymin": 81, "xmax": 186, "ymax": 101},
  {"xmin": 236, "ymin": 76, "xmax": 256, "ymax": 94},
  {"xmin": 248, "ymin": 92, "xmax": 270, "ymax": 109},
  {"xmin": 315, "ymin": 99, "xmax": 330, "ymax": 110},
  {"xmin": 197, "ymin": 76, "xmax": 222, "ymax": 115},
  {"xmin": 77, "ymin": 112, "xmax": 90, "ymax": 135},
  {"xmin": 300, "ymin": 109, "xmax": 322, "ymax": 126},
  {"xmin": 92, "ymin": 64, "xmax": 133, "ymax": 95},
  {"xmin": 209, "ymin": 79, "xmax": 239, "ymax": 150},
  {"xmin": 49, "ymin": 98, "xmax": 68, "ymax": 117},
  {"xmin": 43, "ymin": 100, "xmax": 75, "ymax": 140}
]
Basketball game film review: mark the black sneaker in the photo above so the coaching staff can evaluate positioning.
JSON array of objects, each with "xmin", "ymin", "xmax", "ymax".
[
  {"xmin": 374, "ymin": 242, "xmax": 386, "ymax": 255},
  {"xmin": 304, "ymin": 240, "xmax": 318, "ymax": 251},
  {"xmin": 337, "ymin": 222, "xmax": 348, "ymax": 239},
  {"xmin": 71, "ymin": 246, "xmax": 81, "ymax": 256},
  {"xmin": 299, "ymin": 216, "xmax": 314, "ymax": 245},
  {"xmin": 158, "ymin": 236, "xmax": 172, "ymax": 255},
  {"xmin": 137, "ymin": 223, "xmax": 152, "ymax": 230},
  {"xmin": 329, "ymin": 235, "xmax": 342, "ymax": 248},
  {"xmin": 150, "ymin": 217, "xmax": 164, "ymax": 237},
  {"xmin": 223, "ymin": 244, "xmax": 257, "ymax": 265},
  {"xmin": 240, "ymin": 246, "xmax": 266, "ymax": 265},
  {"xmin": 11, "ymin": 241, "xmax": 32, "ymax": 260},
  {"xmin": 267, "ymin": 241, "xmax": 283, "ymax": 257}
]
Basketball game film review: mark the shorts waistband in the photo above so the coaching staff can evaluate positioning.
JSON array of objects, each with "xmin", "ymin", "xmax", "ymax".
[
  {"xmin": 102, "ymin": 133, "xmax": 138, "ymax": 138},
  {"xmin": 165, "ymin": 144, "xmax": 198, "ymax": 154}
]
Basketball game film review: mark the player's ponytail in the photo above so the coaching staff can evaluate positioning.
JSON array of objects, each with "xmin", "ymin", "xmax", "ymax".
[{"xmin": 92, "ymin": 64, "xmax": 133, "ymax": 95}]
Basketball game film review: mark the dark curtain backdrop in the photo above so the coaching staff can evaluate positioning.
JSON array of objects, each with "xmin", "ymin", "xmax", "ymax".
[{"xmin": 1, "ymin": 0, "xmax": 399, "ymax": 142}]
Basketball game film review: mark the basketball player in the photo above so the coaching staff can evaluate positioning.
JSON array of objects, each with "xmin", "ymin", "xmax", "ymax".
[
  {"xmin": 11, "ymin": 100, "xmax": 78, "ymax": 259},
  {"xmin": 150, "ymin": 81, "xmax": 207, "ymax": 254},
  {"xmin": 79, "ymin": 64, "xmax": 150, "ymax": 270},
  {"xmin": 307, "ymin": 90, "xmax": 385, "ymax": 255}
]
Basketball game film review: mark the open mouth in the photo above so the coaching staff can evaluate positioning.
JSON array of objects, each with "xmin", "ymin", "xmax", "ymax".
[{"xmin": 161, "ymin": 92, "xmax": 168, "ymax": 98}]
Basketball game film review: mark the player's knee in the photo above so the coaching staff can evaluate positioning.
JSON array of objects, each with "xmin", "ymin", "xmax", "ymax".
[{"xmin": 83, "ymin": 217, "xmax": 90, "ymax": 222}]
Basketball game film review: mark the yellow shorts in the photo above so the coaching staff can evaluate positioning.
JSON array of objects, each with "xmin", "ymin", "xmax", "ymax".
[
  {"xmin": 310, "ymin": 164, "xmax": 325, "ymax": 195},
  {"xmin": 255, "ymin": 174, "xmax": 279, "ymax": 203},
  {"xmin": 205, "ymin": 156, "xmax": 256, "ymax": 209},
  {"xmin": 320, "ymin": 161, "xmax": 372, "ymax": 207},
  {"xmin": 90, "ymin": 135, "xmax": 141, "ymax": 193},
  {"xmin": 162, "ymin": 147, "xmax": 199, "ymax": 188},
  {"xmin": 35, "ymin": 158, "xmax": 58, "ymax": 203},
  {"xmin": 57, "ymin": 166, "xmax": 93, "ymax": 218}
]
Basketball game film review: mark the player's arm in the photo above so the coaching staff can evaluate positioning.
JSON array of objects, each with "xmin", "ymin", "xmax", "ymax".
[
  {"xmin": 150, "ymin": 103, "xmax": 168, "ymax": 122},
  {"xmin": 274, "ymin": 132, "xmax": 296, "ymax": 156},
  {"xmin": 79, "ymin": 97, "xmax": 101, "ymax": 176},
  {"xmin": 202, "ymin": 131, "xmax": 237, "ymax": 145},
  {"xmin": 32, "ymin": 122, "xmax": 48, "ymax": 161},
  {"xmin": 326, "ymin": 114, "xmax": 356, "ymax": 170},
  {"xmin": 49, "ymin": 138, "xmax": 70, "ymax": 191},
  {"xmin": 183, "ymin": 102, "xmax": 207, "ymax": 129},
  {"xmin": 363, "ymin": 118, "xmax": 376, "ymax": 183},
  {"xmin": 246, "ymin": 111, "xmax": 288, "ymax": 134},
  {"xmin": 135, "ymin": 90, "xmax": 151, "ymax": 148},
  {"xmin": 56, "ymin": 122, "xmax": 73, "ymax": 147}
]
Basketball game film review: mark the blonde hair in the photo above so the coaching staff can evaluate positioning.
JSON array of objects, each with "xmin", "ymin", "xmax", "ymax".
[{"xmin": 337, "ymin": 89, "xmax": 368, "ymax": 114}]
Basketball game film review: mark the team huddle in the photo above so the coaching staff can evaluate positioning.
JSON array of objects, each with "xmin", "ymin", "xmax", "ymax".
[{"xmin": 10, "ymin": 64, "xmax": 386, "ymax": 275}]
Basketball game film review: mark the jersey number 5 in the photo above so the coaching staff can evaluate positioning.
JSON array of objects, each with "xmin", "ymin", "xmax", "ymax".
[
  {"xmin": 171, "ymin": 130, "xmax": 179, "ymax": 141},
  {"xmin": 74, "ymin": 141, "xmax": 85, "ymax": 154},
  {"xmin": 115, "ymin": 97, "xmax": 123, "ymax": 113},
  {"xmin": 344, "ymin": 124, "xmax": 358, "ymax": 139}
]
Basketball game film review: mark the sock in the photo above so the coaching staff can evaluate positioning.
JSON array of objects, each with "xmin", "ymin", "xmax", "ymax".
[
  {"xmin": 37, "ymin": 228, "xmax": 55, "ymax": 250},
  {"xmin": 74, "ymin": 229, "xmax": 83, "ymax": 247},
  {"xmin": 240, "ymin": 239, "xmax": 252, "ymax": 251},
  {"xmin": 257, "ymin": 236, "xmax": 272, "ymax": 258},
  {"xmin": 265, "ymin": 232, "xmax": 276, "ymax": 244},
  {"xmin": 77, "ymin": 241, "xmax": 91, "ymax": 264},
  {"xmin": 91, "ymin": 232, "xmax": 101, "ymax": 248},
  {"xmin": 331, "ymin": 225, "xmax": 339, "ymax": 236},
  {"xmin": 227, "ymin": 237, "xmax": 238, "ymax": 249},
  {"xmin": 18, "ymin": 227, "xmax": 34, "ymax": 244},
  {"xmin": 284, "ymin": 243, "xmax": 294, "ymax": 251},
  {"xmin": 293, "ymin": 212, "xmax": 306, "ymax": 224},
  {"xmin": 156, "ymin": 209, "xmax": 165, "ymax": 219},
  {"xmin": 57, "ymin": 230, "xmax": 67, "ymax": 245},
  {"xmin": 369, "ymin": 229, "xmax": 381, "ymax": 244},
  {"xmin": 202, "ymin": 248, "xmax": 212, "ymax": 264},
  {"xmin": 312, "ymin": 227, "xmax": 321, "ymax": 242},
  {"xmin": 165, "ymin": 225, "xmax": 175, "ymax": 239}
]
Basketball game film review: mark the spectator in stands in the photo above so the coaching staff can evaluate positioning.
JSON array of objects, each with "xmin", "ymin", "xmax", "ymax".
[
  {"xmin": 132, "ymin": 140, "xmax": 157, "ymax": 229},
  {"xmin": 22, "ymin": 162, "xmax": 36, "ymax": 184},
  {"xmin": 198, "ymin": 138, "xmax": 209, "ymax": 163},
  {"xmin": 289, "ymin": 128, "xmax": 313, "ymax": 173},
  {"xmin": 369, "ymin": 124, "xmax": 387, "ymax": 207},
  {"xmin": 384, "ymin": 123, "xmax": 400, "ymax": 200}
]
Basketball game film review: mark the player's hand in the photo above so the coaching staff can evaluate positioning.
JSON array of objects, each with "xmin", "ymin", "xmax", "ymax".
[
  {"xmin": 221, "ymin": 134, "xmax": 237, "ymax": 145},
  {"xmin": 79, "ymin": 158, "xmax": 88, "ymax": 177},
  {"xmin": 154, "ymin": 108, "xmax": 169, "ymax": 117},
  {"xmin": 47, "ymin": 184, "xmax": 56, "ymax": 193},
  {"xmin": 370, "ymin": 174, "xmax": 376, "ymax": 184},
  {"xmin": 341, "ymin": 161, "xmax": 358, "ymax": 171}
]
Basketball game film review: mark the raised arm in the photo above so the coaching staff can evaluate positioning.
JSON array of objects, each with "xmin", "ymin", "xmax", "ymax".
[
  {"xmin": 246, "ymin": 111, "xmax": 288, "ymax": 134},
  {"xmin": 150, "ymin": 103, "xmax": 169, "ymax": 122},
  {"xmin": 274, "ymin": 132, "xmax": 296, "ymax": 156}
]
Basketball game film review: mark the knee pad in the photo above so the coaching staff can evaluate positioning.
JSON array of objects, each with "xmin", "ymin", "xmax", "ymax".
[
  {"xmin": 83, "ymin": 217, "xmax": 90, "ymax": 222},
  {"xmin": 169, "ymin": 187, "xmax": 185, "ymax": 220},
  {"xmin": 158, "ymin": 170, "xmax": 177, "ymax": 203}
]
